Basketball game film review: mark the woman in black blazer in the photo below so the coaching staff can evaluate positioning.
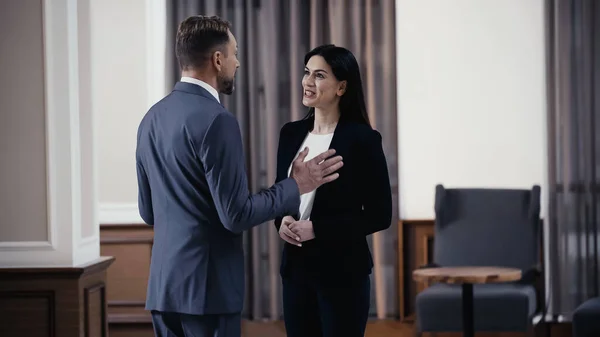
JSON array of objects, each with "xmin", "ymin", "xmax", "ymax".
[{"xmin": 274, "ymin": 44, "xmax": 393, "ymax": 337}]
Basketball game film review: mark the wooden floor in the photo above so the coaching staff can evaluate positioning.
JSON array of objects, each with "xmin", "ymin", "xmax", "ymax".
[
  {"xmin": 109, "ymin": 319, "xmax": 571, "ymax": 337},
  {"xmin": 242, "ymin": 320, "xmax": 564, "ymax": 337},
  {"xmin": 240, "ymin": 320, "xmax": 562, "ymax": 337},
  {"xmin": 242, "ymin": 320, "xmax": 411, "ymax": 337},
  {"xmin": 109, "ymin": 320, "xmax": 412, "ymax": 337}
]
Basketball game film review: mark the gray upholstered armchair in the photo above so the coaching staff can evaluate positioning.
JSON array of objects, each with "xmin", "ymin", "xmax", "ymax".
[
  {"xmin": 573, "ymin": 297, "xmax": 600, "ymax": 337},
  {"xmin": 415, "ymin": 185, "xmax": 545, "ymax": 336}
]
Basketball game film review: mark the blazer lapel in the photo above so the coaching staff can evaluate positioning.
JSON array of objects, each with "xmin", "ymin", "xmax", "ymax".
[
  {"xmin": 287, "ymin": 117, "xmax": 347, "ymax": 160},
  {"xmin": 310, "ymin": 121, "xmax": 348, "ymax": 215},
  {"xmin": 326, "ymin": 120, "xmax": 347, "ymax": 153},
  {"xmin": 282, "ymin": 118, "xmax": 311, "ymax": 176},
  {"xmin": 284, "ymin": 118, "xmax": 348, "ymax": 175},
  {"xmin": 280, "ymin": 118, "xmax": 347, "ymax": 202}
]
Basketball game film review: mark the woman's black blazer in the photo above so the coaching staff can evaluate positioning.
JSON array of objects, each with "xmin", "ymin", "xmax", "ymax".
[{"xmin": 274, "ymin": 117, "xmax": 393, "ymax": 280}]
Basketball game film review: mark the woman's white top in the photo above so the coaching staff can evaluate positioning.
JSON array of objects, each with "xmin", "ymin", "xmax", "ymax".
[{"xmin": 287, "ymin": 132, "xmax": 335, "ymax": 220}]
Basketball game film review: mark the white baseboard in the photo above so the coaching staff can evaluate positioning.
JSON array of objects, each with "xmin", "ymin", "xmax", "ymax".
[
  {"xmin": 0, "ymin": 241, "xmax": 54, "ymax": 251},
  {"xmin": 99, "ymin": 203, "xmax": 143, "ymax": 224}
]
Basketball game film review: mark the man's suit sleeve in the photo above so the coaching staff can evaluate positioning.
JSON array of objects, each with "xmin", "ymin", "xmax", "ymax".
[
  {"xmin": 136, "ymin": 160, "xmax": 154, "ymax": 226},
  {"xmin": 200, "ymin": 112, "xmax": 301, "ymax": 234}
]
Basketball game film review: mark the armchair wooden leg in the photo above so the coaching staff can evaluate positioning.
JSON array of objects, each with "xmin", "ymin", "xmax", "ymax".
[
  {"xmin": 525, "ymin": 324, "xmax": 546, "ymax": 337},
  {"xmin": 542, "ymin": 321, "xmax": 551, "ymax": 337},
  {"xmin": 413, "ymin": 321, "xmax": 421, "ymax": 337},
  {"xmin": 528, "ymin": 325, "xmax": 535, "ymax": 337}
]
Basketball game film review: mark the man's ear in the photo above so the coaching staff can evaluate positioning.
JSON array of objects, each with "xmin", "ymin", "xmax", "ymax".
[
  {"xmin": 212, "ymin": 51, "xmax": 223, "ymax": 71},
  {"xmin": 337, "ymin": 81, "xmax": 347, "ymax": 96}
]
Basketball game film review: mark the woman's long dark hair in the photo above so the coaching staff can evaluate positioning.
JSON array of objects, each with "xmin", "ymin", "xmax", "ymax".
[{"xmin": 303, "ymin": 44, "xmax": 371, "ymax": 128}]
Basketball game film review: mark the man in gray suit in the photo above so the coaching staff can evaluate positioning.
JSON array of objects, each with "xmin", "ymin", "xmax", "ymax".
[{"xmin": 136, "ymin": 15, "xmax": 343, "ymax": 337}]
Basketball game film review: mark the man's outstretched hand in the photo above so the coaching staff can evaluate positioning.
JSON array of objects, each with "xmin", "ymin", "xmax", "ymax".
[{"xmin": 290, "ymin": 147, "xmax": 343, "ymax": 195}]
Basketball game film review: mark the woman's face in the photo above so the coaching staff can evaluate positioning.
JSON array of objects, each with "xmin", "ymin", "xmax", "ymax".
[{"xmin": 302, "ymin": 56, "xmax": 346, "ymax": 109}]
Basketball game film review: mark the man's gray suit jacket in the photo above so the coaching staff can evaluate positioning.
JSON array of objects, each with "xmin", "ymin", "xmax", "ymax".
[{"xmin": 136, "ymin": 81, "xmax": 301, "ymax": 315}]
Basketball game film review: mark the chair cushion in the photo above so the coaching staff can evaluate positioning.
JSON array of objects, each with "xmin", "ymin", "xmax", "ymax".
[
  {"xmin": 416, "ymin": 283, "xmax": 537, "ymax": 332},
  {"xmin": 573, "ymin": 297, "xmax": 600, "ymax": 337}
]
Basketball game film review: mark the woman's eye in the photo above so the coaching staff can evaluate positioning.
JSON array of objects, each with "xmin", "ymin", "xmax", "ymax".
[
  {"xmin": 316, "ymin": 74, "xmax": 324, "ymax": 79},
  {"xmin": 303, "ymin": 70, "xmax": 310, "ymax": 75}
]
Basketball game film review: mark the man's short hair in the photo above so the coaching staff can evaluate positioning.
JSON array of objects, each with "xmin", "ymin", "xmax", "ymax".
[{"xmin": 175, "ymin": 15, "xmax": 231, "ymax": 70}]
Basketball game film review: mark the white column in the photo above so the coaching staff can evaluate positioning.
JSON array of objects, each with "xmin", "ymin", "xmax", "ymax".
[{"xmin": 0, "ymin": 0, "xmax": 99, "ymax": 267}]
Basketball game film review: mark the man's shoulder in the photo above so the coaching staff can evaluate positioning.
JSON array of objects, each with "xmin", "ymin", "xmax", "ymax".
[
  {"xmin": 139, "ymin": 92, "xmax": 233, "ymax": 146},
  {"xmin": 167, "ymin": 90, "xmax": 226, "ymax": 114},
  {"xmin": 158, "ymin": 91, "xmax": 230, "ymax": 126}
]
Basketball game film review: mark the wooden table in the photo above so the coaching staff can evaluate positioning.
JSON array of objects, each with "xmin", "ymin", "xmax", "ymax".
[{"xmin": 413, "ymin": 266, "xmax": 522, "ymax": 337}]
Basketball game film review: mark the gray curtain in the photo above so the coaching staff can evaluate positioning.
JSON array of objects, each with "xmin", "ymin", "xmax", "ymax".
[
  {"xmin": 546, "ymin": 0, "xmax": 600, "ymax": 318},
  {"xmin": 166, "ymin": 0, "xmax": 398, "ymax": 320}
]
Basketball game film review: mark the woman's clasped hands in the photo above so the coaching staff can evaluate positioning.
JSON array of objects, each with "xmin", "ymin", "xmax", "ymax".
[{"xmin": 278, "ymin": 215, "xmax": 315, "ymax": 247}]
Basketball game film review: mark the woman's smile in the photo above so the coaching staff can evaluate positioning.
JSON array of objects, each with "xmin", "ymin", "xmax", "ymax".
[{"xmin": 303, "ymin": 89, "xmax": 316, "ymax": 99}]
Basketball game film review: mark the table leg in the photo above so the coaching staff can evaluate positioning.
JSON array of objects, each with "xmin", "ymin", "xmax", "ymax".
[{"xmin": 462, "ymin": 283, "xmax": 474, "ymax": 337}]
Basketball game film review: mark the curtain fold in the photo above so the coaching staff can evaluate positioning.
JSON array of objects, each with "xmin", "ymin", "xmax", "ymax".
[
  {"xmin": 167, "ymin": 0, "xmax": 398, "ymax": 320},
  {"xmin": 546, "ymin": 0, "xmax": 600, "ymax": 318}
]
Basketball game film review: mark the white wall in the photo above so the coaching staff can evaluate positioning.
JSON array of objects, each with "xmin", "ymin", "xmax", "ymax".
[
  {"xmin": 96, "ymin": 0, "xmax": 548, "ymax": 224},
  {"xmin": 1, "ymin": 0, "xmax": 99, "ymax": 266},
  {"xmin": 395, "ymin": 0, "xmax": 548, "ymax": 219},
  {"xmin": 94, "ymin": 0, "xmax": 166, "ymax": 223}
]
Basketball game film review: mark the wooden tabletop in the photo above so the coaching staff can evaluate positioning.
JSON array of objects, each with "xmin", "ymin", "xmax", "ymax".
[{"xmin": 413, "ymin": 266, "xmax": 522, "ymax": 284}]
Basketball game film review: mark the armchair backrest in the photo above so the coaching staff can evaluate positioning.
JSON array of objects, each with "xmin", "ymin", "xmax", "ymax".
[{"xmin": 433, "ymin": 185, "xmax": 541, "ymax": 272}]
